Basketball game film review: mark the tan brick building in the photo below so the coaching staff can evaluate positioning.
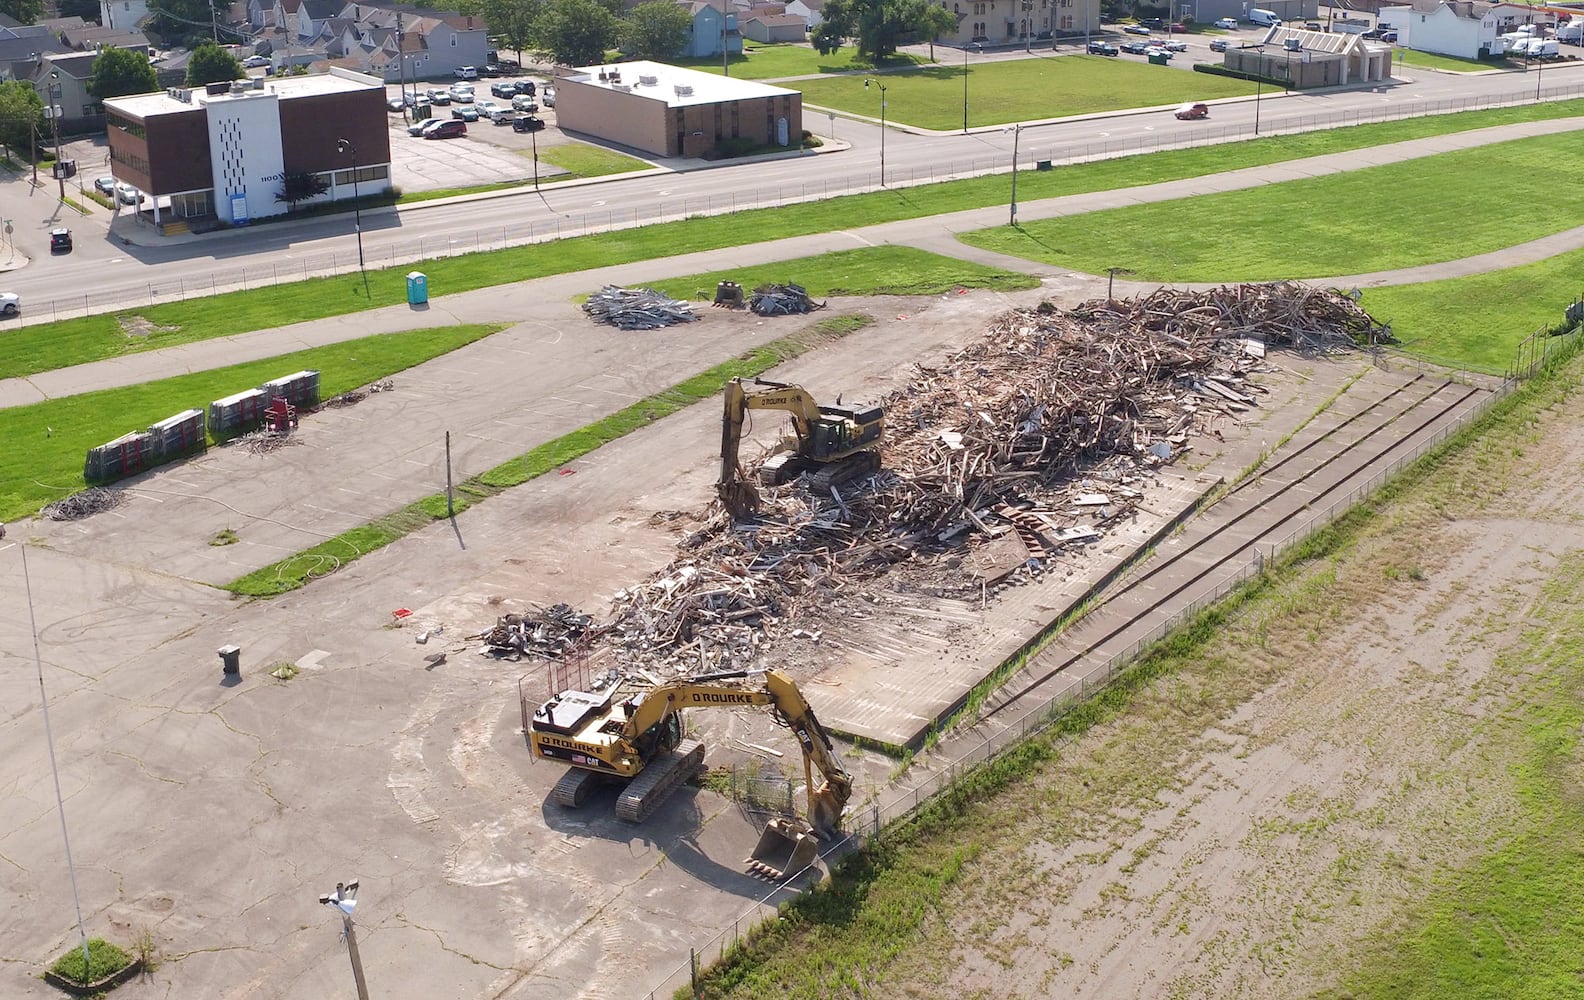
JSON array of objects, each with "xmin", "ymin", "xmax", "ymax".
[{"xmin": 555, "ymin": 61, "xmax": 801, "ymax": 159}]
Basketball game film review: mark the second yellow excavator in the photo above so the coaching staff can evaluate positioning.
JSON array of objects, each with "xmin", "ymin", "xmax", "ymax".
[{"xmin": 716, "ymin": 376, "xmax": 884, "ymax": 518}]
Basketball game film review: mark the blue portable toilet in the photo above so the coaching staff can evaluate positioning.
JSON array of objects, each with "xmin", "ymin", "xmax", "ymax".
[{"xmin": 406, "ymin": 271, "xmax": 428, "ymax": 305}]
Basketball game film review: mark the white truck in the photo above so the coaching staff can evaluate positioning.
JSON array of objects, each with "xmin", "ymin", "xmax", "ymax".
[
  {"xmin": 1557, "ymin": 21, "xmax": 1582, "ymax": 44},
  {"xmin": 1247, "ymin": 7, "xmax": 1282, "ymax": 25}
]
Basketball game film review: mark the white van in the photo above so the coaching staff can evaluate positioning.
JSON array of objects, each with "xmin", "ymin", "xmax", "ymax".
[
  {"xmin": 1557, "ymin": 21, "xmax": 1582, "ymax": 43},
  {"xmin": 1248, "ymin": 8, "xmax": 1282, "ymax": 25}
]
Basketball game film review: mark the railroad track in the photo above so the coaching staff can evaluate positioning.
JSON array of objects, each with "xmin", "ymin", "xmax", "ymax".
[{"xmin": 979, "ymin": 369, "xmax": 1490, "ymax": 724}]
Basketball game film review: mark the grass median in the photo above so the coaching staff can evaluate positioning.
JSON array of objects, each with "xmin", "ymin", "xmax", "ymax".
[
  {"xmin": 0, "ymin": 324, "xmax": 503, "ymax": 523},
  {"xmin": 629, "ymin": 246, "xmax": 1041, "ymax": 301},
  {"xmin": 7, "ymin": 97, "xmax": 1584, "ymax": 383},
  {"xmin": 958, "ymin": 129, "xmax": 1584, "ymax": 285},
  {"xmin": 226, "ymin": 312, "xmax": 875, "ymax": 597}
]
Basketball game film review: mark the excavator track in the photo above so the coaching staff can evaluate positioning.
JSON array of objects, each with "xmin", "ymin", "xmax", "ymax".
[
  {"xmin": 805, "ymin": 452, "xmax": 881, "ymax": 495},
  {"xmin": 552, "ymin": 767, "xmax": 604, "ymax": 809},
  {"xmin": 615, "ymin": 739, "xmax": 705, "ymax": 823}
]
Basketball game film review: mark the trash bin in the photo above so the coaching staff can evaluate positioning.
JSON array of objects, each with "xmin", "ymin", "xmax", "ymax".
[
  {"xmin": 1036, "ymin": 159, "xmax": 1053, "ymax": 171},
  {"xmin": 217, "ymin": 644, "xmax": 241, "ymax": 677},
  {"xmin": 406, "ymin": 271, "xmax": 428, "ymax": 305},
  {"xmin": 1148, "ymin": 51, "xmax": 1169, "ymax": 65}
]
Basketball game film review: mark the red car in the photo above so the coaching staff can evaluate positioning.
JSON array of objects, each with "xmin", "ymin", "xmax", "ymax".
[
  {"xmin": 1170, "ymin": 21, "xmax": 1188, "ymax": 31},
  {"xmin": 426, "ymin": 120, "xmax": 467, "ymax": 139},
  {"xmin": 1174, "ymin": 102, "xmax": 1210, "ymax": 120}
]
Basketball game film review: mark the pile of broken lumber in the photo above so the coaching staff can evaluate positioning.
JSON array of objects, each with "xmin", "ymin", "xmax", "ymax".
[
  {"xmin": 473, "ymin": 604, "xmax": 594, "ymax": 660},
  {"xmin": 583, "ymin": 286, "xmax": 699, "ymax": 330}
]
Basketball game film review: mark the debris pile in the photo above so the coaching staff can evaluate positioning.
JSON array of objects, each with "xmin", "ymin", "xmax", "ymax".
[
  {"xmin": 473, "ymin": 604, "xmax": 594, "ymax": 660},
  {"xmin": 235, "ymin": 429, "xmax": 301, "ymax": 455},
  {"xmin": 749, "ymin": 283, "xmax": 825, "ymax": 317},
  {"xmin": 323, "ymin": 379, "xmax": 394, "ymax": 409},
  {"xmin": 583, "ymin": 286, "xmax": 699, "ymax": 330},
  {"xmin": 502, "ymin": 285, "xmax": 1382, "ymax": 672},
  {"xmin": 41, "ymin": 487, "xmax": 127, "ymax": 521}
]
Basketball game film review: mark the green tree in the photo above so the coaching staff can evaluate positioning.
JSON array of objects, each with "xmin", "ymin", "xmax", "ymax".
[
  {"xmin": 56, "ymin": 0, "xmax": 99, "ymax": 19},
  {"xmin": 623, "ymin": 0, "xmax": 691, "ymax": 59},
  {"xmin": 811, "ymin": 0, "xmax": 848, "ymax": 54},
  {"xmin": 148, "ymin": 0, "xmax": 226, "ymax": 45},
  {"xmin": 88, "ymin": 47, "xmax": 158, "ymax": 100},
  {"xmin": 275, "ymin": 171, "xmax": 330, "ymax": 211},
  {"xmin": 819, "ymin": 0, "xmax": 941, "ymax": 59},
  {"xmin": 919, "ymin": 2, "xmax": 956, "ymax": 60},
  {"xmin": 536, "ymin": 0, "xmax": 618, "ymax": 66},
  {"xmin": 486, "ymin": 0, "xmax": 547, "ymax": 57},
  {"xmin": 0, "ymin": 80, "xmax": 43, "ymax": 162},
  {"xmin": 0, "ymin": 0, "xmax": 44, "ymax": 23},
  {"xmin": 186, "ymin": 42, "xmax": 243, "ymax": 86}
]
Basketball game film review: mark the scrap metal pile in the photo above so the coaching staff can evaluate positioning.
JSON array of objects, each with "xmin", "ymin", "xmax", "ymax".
[
  {"xmin": 749, "ymin": 283, "xmax": 825, "ymax": 317},
  {"xmin": 473, "ymin": 603, "xmax": 595, "ymax": 660},
  {"xmin": 41, "ymin": 487, "xmax": 127, "ymax": 521},
  {"xmin": 323, "ymin": 379, "xmax": 394, "ymax": 409},
  {"xmin": 503, "ymin": 284, "xmax": 1384, "ymax": 671},
  {"xmin": 583, "ymin": 286, "xmax": 699, "ymax": 330}
]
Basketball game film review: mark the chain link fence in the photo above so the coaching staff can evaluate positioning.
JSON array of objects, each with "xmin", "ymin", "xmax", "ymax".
[{"xmin": 638, "ymin": 327, "xmax": 1584, "ymax": 999}]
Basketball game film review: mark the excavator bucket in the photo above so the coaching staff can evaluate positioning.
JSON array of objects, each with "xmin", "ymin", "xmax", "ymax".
[
  {"xmin": 713, "ymin": 281, "xmax": 744, "ymax": 308},
  {"xmin": 746, "ymin": 817, "xmax": 818, "ymax": 881}
]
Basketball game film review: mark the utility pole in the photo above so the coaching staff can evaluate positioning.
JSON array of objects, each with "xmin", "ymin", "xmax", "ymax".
[
  {"xmin": 48, "ymin": 70, "xmax": 63, "ymax": 201},
  {"xmin": 396, "ymin": 12, "xmax": 409, "ymax": 122},
  {"xmin": 319, "ymin": 882, "xmax": 370, "ymax": 1000}
]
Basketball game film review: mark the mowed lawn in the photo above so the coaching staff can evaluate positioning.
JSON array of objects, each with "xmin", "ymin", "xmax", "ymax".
[
  {"xmin": 958, "ymin": 130, "xmax": 1584, "ymax": 282},
  {"xmin": 639, "ymin": 246, "xmax": 1039, "ymax": 300},
  {"xmin": 797, "ymin": 55, "xmax": 1258, "ymax": 129},
  {"xmin": 674, "ymin": 42, "xmax": 925, "ymax": 79},
  {"xmin": 0, "ymin": 324, "xmax": 502, "ymax": 522}
]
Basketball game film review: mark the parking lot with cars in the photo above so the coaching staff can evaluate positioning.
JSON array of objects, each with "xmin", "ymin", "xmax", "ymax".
[{"xmin": 385, "ymin": 76, "xmax": 586, "ymax": 191}]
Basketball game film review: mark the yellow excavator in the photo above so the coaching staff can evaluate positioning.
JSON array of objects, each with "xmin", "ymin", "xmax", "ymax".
[
  {"xmin": 716, "ymin": 377, "xmax": 885, "ymax": 518},
  {"xmin": 530, "ymin": 668, "xmax": 853, "ymax": 878}
]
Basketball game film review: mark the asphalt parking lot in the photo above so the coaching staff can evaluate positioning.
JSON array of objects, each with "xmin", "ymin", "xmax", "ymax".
[{"xmin": 383, "ymin": 78, "xmax": 581, "ymax": 192}]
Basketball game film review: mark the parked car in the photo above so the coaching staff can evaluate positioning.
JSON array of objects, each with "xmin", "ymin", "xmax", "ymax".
[
  {"xmin": 427, "ymin": 120, "xmax": 467, "ymax": 139},
  {"xmin": 387, "ymin": 97, "xmax": 405, "ymax": 112},
  {"xmin": 1086, "ymin": 39, "xmax": 1119, "ymax": 54},
  {"xmin": 409, "ymin": 117, "xmax": 448, "ymax": 137},
  {"xmin": 93, "ymin": 175, "xmax": 116, "ymax": 196},
  {"xmin": 1213, "ymin": 16, "xmax": 1238, "ymax": 28},
  {"xmin": 476, "ymin": 100, "xmax": 508, "ymax": 120},
  {"xmin": 1163, "ymin": 39, "xmax": 1188, "ymax": 51},
  {"xmin": 115, "ymin": 181, "xmax": 138, "ymax": 204},
  {"xmin": 425, "ymin": 89, "xmax": 451, "ymax": 106},
  {"xmin": 1145, "ymin": 45, "xmax": 1172, "ymax": 59},
  {"xmin": 448, "ymin": 85, "xmax": 475, "ymax": 103},
  {"xmin": 490, "ymin": 81, "xmax": 518, "ymax": 98},
  {"xmin": 1170, "ymin": 22, "xmax": 1187, "ymax": 32},
  {"xmin": 494, "ymin": 56, "xmax": 520, "ymax": 70},
  {"xmin": 512, "ymin": 114, "xmax": 545, "ymax": 133},
  {"xmin": 1174, "ymin": 101, "xmax": 1210, "ymax": 120},
  {"xmin": 451, "ymin": 105, "xmax": 480, "ymax": 121},
  {"xmin": 513, "ymin": 79, "xmax": 536, "ymax": 96},
  {"xmin": 492, "ymin": 110, "xmax": 518, "ymax": 125},
  {"xmin": 49, "ymin": 227, "xmax": 72, "ymax": 253},
  {"xmin": 1140, "ymin": 16, "xmax": 1163, "ymax": 28},
  {"xmin": 1123, "ymin": 23, "xmax": 1151, "ymax": 34},
  {"xmin": 511, "ymin": 94, "xmax": 539, "ymax": 112},
  {"xmin": 242, "ymin": 54, "xmax": 271, "ymax": 68},
  {"xmin": 541, "ymin": 86, "xmax": 555, "ymax": 107},
  {"xmin": 0, "ymin": 291, "xmax": 19, "ymax": 316},
  {"xmin": 1121, "ymin": 39, "xmax": 1151, "ymax": 53},
  {"xmin": 1304, "ymin": 21, "xmax": 1322, "ymax": 29},
  {"xmin": 454, "ymin": 65, "xmax": 478, "ymax": 79},
  {"xmin": 1209, "ymin": 37, "xmax": 1230, "ymax": 51},
  {"xmin": 1381, "ymin": 30, "xmax": 1398, "ymax": 42}
]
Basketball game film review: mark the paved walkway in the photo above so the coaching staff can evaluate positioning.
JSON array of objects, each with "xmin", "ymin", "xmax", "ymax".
[{"xmin": 3, "ymin": 114, "xmax": 1581, "ymax": 410}]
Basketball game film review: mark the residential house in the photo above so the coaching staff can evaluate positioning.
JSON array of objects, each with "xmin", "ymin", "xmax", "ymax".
[
  {"xmin": 32, "ymin": 51, "xmax": 102, "ymax": 133},
  {"xmin": 99, "ymin": 0, "xmax": 152, "ymax": 32},
  {"xmin": 742, "ymin": 11, "xmax": 805, "ymax": 41},
  {"xmin": 1376, "ymin": 0, "xmax": 1500, "ymax": 57},
  {"xmin": 783, "ymin": 0, "xmax": 823, "ymax": 28},
  {"xmin": 930, "ymin": 0, "xmax": 1099, "ymax": 47},
  {"xmin": 675, "ymin": 0, "xmax": 742, "ymax": 58},
  {"xmin": 0, "ymin": 32, "xmax": 72, "ymax": 83}
]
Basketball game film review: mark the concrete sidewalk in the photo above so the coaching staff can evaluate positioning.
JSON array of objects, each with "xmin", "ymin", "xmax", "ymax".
[{"xmin": 4, "ymin": 113, "xmax": 1581, "ymax": 410}]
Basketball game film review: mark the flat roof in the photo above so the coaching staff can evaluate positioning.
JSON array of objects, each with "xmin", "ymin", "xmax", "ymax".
[
  {"xmin": 105, "ymin": 67, "xmax": 382, "ymax": 119},
  {"xmin": 563, "ymin": 60, "xmax": 797, "ymax": 108}
]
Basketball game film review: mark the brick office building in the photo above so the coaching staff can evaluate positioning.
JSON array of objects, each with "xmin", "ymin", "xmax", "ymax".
[
  {"xmin": 555, "ymin": 61, "xmax": 801, "ymax": 159},
  {"xmin": 103, "ymin": 67, "xmax": 390, "ymax": 230}
]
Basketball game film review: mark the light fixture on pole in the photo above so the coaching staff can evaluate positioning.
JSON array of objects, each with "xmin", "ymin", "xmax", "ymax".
[
  {"xmin": 864, "ymin": 77, "xmax": 887, "ymax": 186},
  {"xmin": 1253, "ymin": 45, "xmax": 1264, "ymax": 135},
  {"xmin": 962, "ymin": 42, "xmax": 980, "ymax": 133},
  {"xmin": 335, "ymin": 138, "xmax": 370, "ymax": 300},
  {"xmin": 1003, "ymin": 122, "xmax": 1022, "ymax": 226},
  {"xmin": 318, "ymin": 881, "xmax": 370, "ymax": 1000},
  {"xmin": 48, "ymin": 69, "xmax": 63, "ymax": 201}
]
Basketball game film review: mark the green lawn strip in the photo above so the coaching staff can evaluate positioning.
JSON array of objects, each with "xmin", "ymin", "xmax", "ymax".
[
  {"xmin": 226, "ymin": 314, "xmax": 874, "ymax": 597},
  {"xmin": 536, "ymin": 143, "xmax": 654, "ymax": 179},
  {"xmin": 0, "ymin": 324, "xmax": 503, "ymax": 523},
  {"xmin": 7, "ymin": 98, "xmax": 1584, "ymax": 384},
  {"xmin": 674, "ymin": 41, "xmax": 925, "ymax": 79},
  {"xmin": 796, "ymin": 55, "xmax": 1258, "ymax": 129},
  {"xmin": 626, "ymin": 246, "xmax": 1040, "ymax": 301},
  {"xmin": 958, "ymin": 129, "xmax": 1584, "ymax": 283},
  {"xmin": 1360, "ymin": 247, "xmax": 1584, "ymax": 374},
  {"xmin": 687, "ymin": 333, "xmax": 1584, "ymax": 1000},
  {"xmin": 1395, "ymin": 48, "xmax": 1513, "ymax": 72}
]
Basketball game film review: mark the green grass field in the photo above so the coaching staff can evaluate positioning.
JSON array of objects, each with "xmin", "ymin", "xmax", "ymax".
[
  {"xmin": 637, "ymin": 246, "xmax": 1039, "ymax": 301},
  {"xmin": 673, "ymin": 42, "xmax": 924, "ymax": 79},
  {"xmin": 958, "ymin": 130, "xmax": 1584, "ymax": 285},
  {"xmin": 0, "ymin": 324, "xmax": 502, "ymax": 522},
  {"xmin": 6, "ymin": 98, "xmax": 1584, "ymax": 385},
  {"xmin": 1393, "ymin": 47, "xmax": 1512, "ymax": 72},
  {"xmin": 796, "ymin": 55, "xmax": 1259, "ymax": 129}
]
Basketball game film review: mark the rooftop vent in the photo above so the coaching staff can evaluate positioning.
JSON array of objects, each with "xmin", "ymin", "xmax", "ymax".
[
  {"xmin": 612, "ymin": 83, "xmax": 632, "ymax": 92},
  {"xmin": 638, "ymin": 73, "xmax": 658, "ymax": 86},
  {"xmin": 229, "ymin": 79, "xmax": 248, "ymax": 95},
  {"xmin": 673, "ymin": 84, "xmax": 693, "ymax": 96},
  {"xmin": 166, "ymin": 86, "xmax": 191, "ymax": 102}
]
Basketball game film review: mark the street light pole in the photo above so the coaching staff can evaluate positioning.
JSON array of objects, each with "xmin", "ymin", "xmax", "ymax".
[
  {"xmin": 530, "ymin": 123, "xmax": 539, "ymax": 189},
  {"xmin": 49, "ymin": 70, "xmax": 63, "ymax": 201},
  {"xmin": 1008, "ymin": 122, "xmax": 1021, "ymax": 226},
  {"xmin": 1253, "ymin": 46, "xmax": 1264, "ymax": 135},
  {"xmin": 336, "ymin": 138, "xmax": 369, "ymax": 299},
  {"xmin": 319, "ymin": 882, "xmax": 370, "ymax": 1000},
  {"xmin": 865, "ymin": 78, "xmax": 887, "ymax": 186},
  {"xmin": 962, "ymin": 43, "xmax": 977, "ymax": 133}
]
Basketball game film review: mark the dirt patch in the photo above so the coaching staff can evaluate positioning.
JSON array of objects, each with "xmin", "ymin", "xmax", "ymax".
[{"xmin": 117, "ymin": 314, "xmax": 179, "ymax": 339}]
